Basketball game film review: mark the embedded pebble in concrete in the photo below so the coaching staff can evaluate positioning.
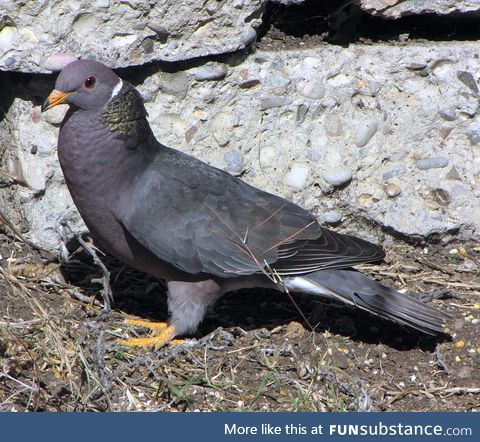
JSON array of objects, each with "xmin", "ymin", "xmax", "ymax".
[
  {"xmin": 43, "ymin": 105, "xmax": 68, "ymax": 126},
  {"xmin": 0, "ymin": 26, "xmax": 18, "ymax": 52},
  {"xmin": 31, "ymin": 106, "xmax": 41, "ymax": 124},
  {"xmin": 296, "ymin": 104, "xmax": 309, "ymax": 123},
  {"xmin": 355, "ymin": 120, "xmax": 378, "ymax": 147},
  {"xmin": 457, "ymin": 70, "xmax": 479, "ymax": 94},
  {"xmin": 260, "ymin": 96, "xmax": 291, "ymax": 110},
  {"xmin": 324, "ymin": 211, "xmax": 342, "ymax": 224},
  {"xmin": 283, "ymin": 164, "xmax": 310, "ymax": 190},
  {"xmin": 72, "ymin": 14, "xmax": 100, "ymax": 38},
  {"xmin": 384, "ymin": 183, "xmax": 401, "ymax": 197},
  {"xmin": 44, "ymin": 54, "xmax": 78, "ymax": 71},
  {"xmin": 438, "ymin": 107, "xmax": 457, "ymax": 121},
  {"xmin": 298, "ymin": 76, "xmax": 325, "ymax": 99},
  {"xmin": 223, "ymin": 150, "xmax": 244, "ymax": 175},
  {"xmin": 324, "ymin": 114, "xmax": 343, "ymax": 137},
  {"xmin": 240, "ymin": 26, "xmax": 257, "ymax": 46},
  {"xmin": 466, "ymin": 126, "xmax": 480, "ymax": 145},
  {"xmin": 268, "ymin": 73, "xmax": 291, "ymax": 88},
  {"xmin": 416, "ymin": 157, "xmax": 449, "ymax": 170},
  {"xmin": 382, "ymin": 167, "xmax": 406, "ymax": 180},
  {"xmin": 3, "ymin": 56, "xmax": 15, "ymax": 67},
  {"xmin": 446, "ymin": 167, "xmax": 462, "ymax": 181},
  {"xmin": 259, "ymin": 146, "xmax": 275, "ymax": 169},
  {"xmin": 193, "ymin": 64, "xmax": 227, "ymax": 82},
  {"xmin": 158, "ymin": 71, "xmax": 190, "ymax": 97},
  {"xmin": 212, "ymin": 111, "xmax": 236, "ymax": 147},
  {"xmin": 322, "ymin": 168, "xmax": 352, "ymax": 187}
]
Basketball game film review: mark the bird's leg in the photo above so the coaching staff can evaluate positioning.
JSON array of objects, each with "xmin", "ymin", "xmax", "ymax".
[{"xmin": 119, "ymin": 279, "xmax": 222, "ymax": 348}]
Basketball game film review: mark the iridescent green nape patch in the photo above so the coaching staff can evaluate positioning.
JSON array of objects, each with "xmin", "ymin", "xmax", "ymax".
[{"xmin": 102, "ymin": 82, "xmax": 153, "ymax": 149}]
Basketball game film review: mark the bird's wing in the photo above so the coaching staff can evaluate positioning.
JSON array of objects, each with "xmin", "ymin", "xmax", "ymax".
[{"xmin": 113, "ymin": 147, "xmax": 384, "ymax": 277}]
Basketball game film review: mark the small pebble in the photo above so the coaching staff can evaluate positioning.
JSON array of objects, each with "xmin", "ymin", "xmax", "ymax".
[
  {"xmin": 324, "ymin": 114, "xmax": 343, "ymax": 137},
  {"xmin": 223, "ymin": 150, "xmax": 244, "ymax": 175},
  {"xmin": 4, "ymin": 56, "xmax": 15, "ymax": 67},
  {"xmin": 283, "ymin": 164, "xmax": 310, "ymax": 190},
  {"xmin": 357, "ymin": 193, "xmax": 376, "ymax": 207},
  {"xmin": 457, "ymin": 70, "xmax": 479, "ymax": 94},
  {"xmin": 43, "ymin": 104, "xmax": 68, "ymax": 126},
  {"xmin": 240, "ymin": 26, "xmax": 257, "ymax": 46},
  {"xmin": 355, "ymin": 121, "xmax": 378, "ymax": 147},
  {"xmin": 457, "ymin": 366, "xmax": 472, "ymax": 379},
  {"xmin": 446, "ymin": 166, "xmax": 462, "ymax": 181},
  {"xmin": 324, "ymin": 210, "xmax": 342, "ymax": 224},
  {"xmin": 424, "ymin": 199, "xmax": 441, "ymax": 210},
  {"xmin": 260, "ymin": 96, "xmax": 291, "ymax": 110},
  {"xmin": 285, "ymin": 321, "xmax": 304, "ymax": 339},
  {"xmin": 0, "ymin": 26, "xmax": 18, "ymax": 52},
  {"xmin": 384, "ymin": 183, "xmax": 401, "ymax": 197},
  {"xmin": 147, "ymin": 22, "xmax": 169, "ymax": 40},
  {"xmin": 31, "ymin": 106, "xmax": 41, "ymax": 123},
  {"xmin": 185, "ymin": 126, "xmax": 197, "ymax": 143},
  {"xmin": 44, "ymin": 54, "xmax": 78, "ymax": 71},
  {"xmin": 298, "ymin": 76, "xmax": 325, "ymax": 99},
  {"xmin": 296, "ymin": 104, "xmax": 309, "ymax": 123},
  {"xmin": 382, "ymin": 167, "xmax": 406, "ymax": 180},
  {"xmin": 453, "ymin": 340, "xmax": 465, "ymax": 349},
  {"xmin": 415, "ymin": 157, "xmax": 449, "ymax": 170},
  {"xmin": 406, "ymin": 62, "xmax": 427, "ymax": 71},
  {"xmin": 322, "ymin": 168, "xmax": 352, "ymax": 187},
  {"xmin": 269, "ymin": 73, "xmax": 290, "ymax": 88},
  {"xmin": 438, "ymin": 107, "xmax": 457, "ymax": 121},
  {"xmin": 466, "ymin": 128, "xmax": 480, "ymax": 145},
  {"xmin": 193, "ymin": 64, "xmax": 227, "ymax": 82},
  {"xmin": 330, "ymin": 350, "xmax": 349, "ymax": 370}
]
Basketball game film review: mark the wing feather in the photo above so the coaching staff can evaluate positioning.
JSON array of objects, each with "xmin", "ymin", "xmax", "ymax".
[{"xmin": 113, "ymin": 146, "xmax": 384, "ymax": 278}]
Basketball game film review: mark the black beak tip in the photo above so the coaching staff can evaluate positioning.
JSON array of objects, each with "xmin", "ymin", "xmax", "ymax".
[{"xmin": 40, "ymin": 99, "xmax": 50, "ymax": 113}]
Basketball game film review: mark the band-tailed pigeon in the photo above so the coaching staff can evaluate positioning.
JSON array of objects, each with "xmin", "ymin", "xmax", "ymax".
[{"xmin": 42, "ymin": 60, "xmax": 449, "ymax": 346}]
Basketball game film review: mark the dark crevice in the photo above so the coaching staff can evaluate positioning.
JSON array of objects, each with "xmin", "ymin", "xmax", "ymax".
[{"xmin": 257, "ymin": 0, "xmax": 480, "ymax": 48}]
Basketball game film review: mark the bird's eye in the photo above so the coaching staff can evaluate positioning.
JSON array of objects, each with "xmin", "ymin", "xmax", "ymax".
[{"xmin": 84, "ymin": 76, "xmax": 96, "ymax": 89}]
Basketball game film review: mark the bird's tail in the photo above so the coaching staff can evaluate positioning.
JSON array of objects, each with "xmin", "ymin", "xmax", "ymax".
[{"xmin": 284, "ymin": 269, "xmax": 450, "ymax": 334}]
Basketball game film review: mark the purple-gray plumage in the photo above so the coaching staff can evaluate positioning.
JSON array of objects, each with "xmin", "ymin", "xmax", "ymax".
[{"xmin": 42, "ymin": 60, "xmax": 450, "ymax": 346}]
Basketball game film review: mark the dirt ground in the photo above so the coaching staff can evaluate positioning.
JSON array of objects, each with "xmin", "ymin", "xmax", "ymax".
[{"xmin": 0, "ymin": 233, "xmax": 479, "ymax": 412}]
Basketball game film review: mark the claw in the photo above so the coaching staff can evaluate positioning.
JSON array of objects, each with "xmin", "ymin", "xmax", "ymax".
[{"xmin": 119, "ymin": 319, "xmax": 179, "ymax": 349}]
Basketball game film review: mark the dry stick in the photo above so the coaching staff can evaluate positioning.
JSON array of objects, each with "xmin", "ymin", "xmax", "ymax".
[
  {"xmin": 414, "ymin": 256, "xmax": 455, "ymax": 276},
  {"xmin": 0, "ymin": 207, "xmax": 39, "ymax": 250},
  {"xmin": 77, "ymin": 236, "xmax": 112, "ymax": 313}
]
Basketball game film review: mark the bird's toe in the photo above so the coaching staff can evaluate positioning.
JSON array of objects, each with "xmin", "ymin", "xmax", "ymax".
[{"xmin": 119, "ymin": 319, "xmax": 179, "ymax": 349}]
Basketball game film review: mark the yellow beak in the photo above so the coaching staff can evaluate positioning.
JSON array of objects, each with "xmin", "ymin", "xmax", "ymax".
[{"xmin": 41, "ymin": 90, "xmax": 72, "ymax": 112}]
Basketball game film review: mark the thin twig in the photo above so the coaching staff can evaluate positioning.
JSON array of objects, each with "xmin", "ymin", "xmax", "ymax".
[{"xmin": 77, "ymin": 235, "xmax": 112, "ymax": 313}]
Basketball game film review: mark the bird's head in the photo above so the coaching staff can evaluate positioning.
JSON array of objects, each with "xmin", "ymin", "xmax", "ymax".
[{"xmin": 42, "ymin": 60, "xmax": 123, "ymax": 112}]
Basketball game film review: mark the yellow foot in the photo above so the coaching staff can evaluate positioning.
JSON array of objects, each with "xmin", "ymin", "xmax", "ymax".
[{"xmin": 119, "ymin": 319, "xmax": 184, "ymax": 349}]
